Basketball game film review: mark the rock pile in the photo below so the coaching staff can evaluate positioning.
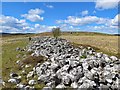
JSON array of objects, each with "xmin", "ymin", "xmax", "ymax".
[{"xmin": 8, "ymin": 37, "xmax": 120, "ymax": 89}]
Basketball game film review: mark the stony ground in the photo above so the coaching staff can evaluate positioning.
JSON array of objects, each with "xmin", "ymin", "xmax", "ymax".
[{"xmin": 2, "ymin": 36, "xmax": 120, "ymax": 90}]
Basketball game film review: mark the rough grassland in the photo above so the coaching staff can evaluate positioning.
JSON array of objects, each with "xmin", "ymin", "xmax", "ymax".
[
  {"xmin": 2, "ymin": 38, "xmax": 29, "ymax": 88},
  {"xmin": 1, "ymin": 32, "xmax": 120, "ymax": 89},
  {"xmin": 61, "ymin": 35, "xmax": 119, "ymax": 58}
]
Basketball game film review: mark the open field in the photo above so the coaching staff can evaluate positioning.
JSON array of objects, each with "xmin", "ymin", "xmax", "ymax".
[
  {"xmin": 61, "ymin": 34, "xmax": 119, "ymax": 58},
  {"xmin": 1, "ymin": 32, "xmax": 120, "ymax": 88}
]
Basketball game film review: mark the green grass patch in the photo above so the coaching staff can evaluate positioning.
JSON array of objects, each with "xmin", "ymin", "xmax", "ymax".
[
  {"xmin": 2, "ymin": 38, "xmax": 29, "ymax": 88},
  {"xmin": 2, "ymin": 38, "xmax": 47, "ymax": 89}
]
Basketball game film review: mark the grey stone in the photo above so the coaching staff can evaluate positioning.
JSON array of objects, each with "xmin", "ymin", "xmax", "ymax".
[
  {"xmin": 28, "ymin": 80, "xmax": 36, "ymax": 85},
  {"xmin": 17, "ymin": 83, "xmax": 26, "ymax": 89},
  {"xmin": 8, "ymin": 78, "xmax": 19, "ymax": 84},
  {"xmin": 42, "ymin": 87, "xmax": 52, "ymax": 90},
  {"xmin": 62, "ymin": 75, "xmax": 71, "ymax": 85},
  {"xmin": 96, "ymin": 52, "xmax": 103, "ymax": 58},
  {"xmin": 106, "ymin": 79, "xmax": 113, "ymax": 84},
  {"xmin": 99, "ymin": 84, "xmax": 109, "ymax": 89},
  {"xmin": 110, "ymin": 56, "xmax": 118, "ymax": 62},
  {"xmin": 56, "ymin": 83, "xmax": 66, "ymax": 88},
  {"xmin": 84, "ymin": 70, "xmax": 93, "ymax": 80},
  {"xmin": 16, "ymin": 47, "xmax": 20, "ymax": 51},
  {"xmin": 10, "ymin": 73, "xmax": 18, "ymax": 78},
  {"xmin": 71, "ymin": 82, "xmax": 78, "ymax": 88},
  {"xmin": 27, "ymin": 71, "xmax": 34, "ymax": 78},
  {"xmin": 46, "ymin": 81, "xmax": 55, "ymax": 87}
]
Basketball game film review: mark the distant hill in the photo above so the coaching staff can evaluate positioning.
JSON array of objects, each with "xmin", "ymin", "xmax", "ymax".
[
  {"xmin": 1, "ymin": 32, "xmax": 119, "ymax": 36},
  {"xmin": 114, "ymin": 34, "xmax": 120, "ymax": 36},
  {"xmin": 1, "ymin": 32, "xmax": 34, "ymax": 36},
  {"xmin": 35, "ymin": 31, "xmax": 114, "ymax": 36}
]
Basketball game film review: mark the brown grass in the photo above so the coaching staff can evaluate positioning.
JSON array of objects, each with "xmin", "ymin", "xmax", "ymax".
[
  {"xmin": 60, "ymin": 35, "xmax": 119, "ymax": 58},
  {"xmin": 22, "ymin": 55, "xmax": 47, "ymax": 66}
]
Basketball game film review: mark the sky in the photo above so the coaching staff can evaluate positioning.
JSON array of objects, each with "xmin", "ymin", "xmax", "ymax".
[{"xmin": 1, "ymin": 0, "xmax": 120, "ymax": 34}]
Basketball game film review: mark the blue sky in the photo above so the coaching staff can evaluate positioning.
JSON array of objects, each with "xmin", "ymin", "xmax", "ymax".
[{"xmin": 1, "ymin": 1, "xmax": 120, "ymax": 34}]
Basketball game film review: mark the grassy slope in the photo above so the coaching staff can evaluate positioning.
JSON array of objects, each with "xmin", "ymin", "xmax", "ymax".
[
  {"xmin": 61, "ymin": 34, "xmax": 119, "ymax": 58},
  {"xmin": 2, "ymin": 38, "xmax": 29, "ymax": 88},
  {"xmin": 2, "ymin": 36, "xmax": 45, "ymax": 89},
  {"xmin": 1, "ymin": 32, "xmax": 120, "ymax": 88}
]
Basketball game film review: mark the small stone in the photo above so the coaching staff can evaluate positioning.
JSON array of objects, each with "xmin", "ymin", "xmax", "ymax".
[
  {"xmin": 96, "ymin": 52, "xmax": 102, "ymax": 58},
  {"xmin": 106, "ymin": 79, "xmax": 113, "ymax": 84},
  {"xmin": 62, "ymin": 75, "xmax": 71, "ymax": 85},
  {"xmin": 17, "ymin": 83, "xmax": 25, "ymax": 88},
  {"xmin": 10, "ymin": 73, "xmax": 18, "ymax": 78},
  {"xmin": 46, "ymin": 81, "xmax": 55, "ymax": 87},
  {"xmin": 16, "ymin": 47, "xmax": 20, "ymax": 51},
  {"xmin": 100, "ymin": 84, "xmax": 109, "ymax": 89},
  {"xmin": 25, "ymin": 64, "xmax": 31, "ymax": 68},
  {"xmin": 84, "ymin": 71, "xmax": 93, "ymax": 80},
  {"xmin": 27, "ymin": 71, "xmax": 34, "ymax": 78},
  {"xmin": 28, "ymin": 80, "xmax": 36, "ymax": 85},
  {"xmin": 42, "ymin": 86, "xmax": 52, "ymax": 90},
  {"xmin": 8, "ymin": 79, "xmax": 17, "ymax": 84},
  {"xmin": 56, "ymin": 83, "xmax": 66, "ymax": 88},
  {"xmin": 110, "ymin": 56, "xmax": 118, "ymax": 62},
  {"xmin": 2, "ymin": 81, "xmax": 5, "ymax": 86},
  {"xmin": 71, "ymin": 82, "xmax": 78, "ymax": 88},
  {"xmin": 105, "ymin": 56, "xmax": 111, "ymax": 62}
]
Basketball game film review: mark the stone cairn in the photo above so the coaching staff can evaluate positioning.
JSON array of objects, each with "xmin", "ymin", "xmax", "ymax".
[{"xmin": 7, "ymin": 37, "xmax": 120, "ymax": 90}]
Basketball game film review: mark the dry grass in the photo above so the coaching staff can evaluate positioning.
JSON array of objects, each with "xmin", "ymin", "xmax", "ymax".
[
  {"xmin": 61, "ymin": 35, "xmax": 119, "ymax": 58},
  {"xmin": 22, "ymin": 55, "xmax": 47, "ymax": 66}
]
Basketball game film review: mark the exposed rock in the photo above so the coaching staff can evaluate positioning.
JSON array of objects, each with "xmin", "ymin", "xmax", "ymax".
[
  {"xmin": 16, "ymin": 47, "xmax": 20, "ymax": 51},
  {"xmin": 27, "ymin": 71, "xmax": 34, "ymax": 78},
  {"xmin": 28, "ymin": 80, "xmax": 36, "ymax": 85},
  {"xmin": 42, "ymin": 86, "xmax": 52, "ymax": 90},
  {"xmin": 25, "ymin": 64, "xmax": 31, "ymax": 68},
  {"xmin": 7, "ymin": 37, "xmax": 120, "ymax": 89},
  {"xmin": 10, "ymin": 73, "xmax": 18, "ymax": 78},
  {"xmin": 17, "ymin": 83, "xmax": 26, "ymax": 89},
  {"xmin": 56, "ymin": 83, "xmax": 66, "ymax": 88},
  {"xmin": 8, "ymin": 78, "xmax": 19, "ymax": 84},
  {"xmin": 71, "ymin": 82, "xmax": 78, "ymax": 88}
]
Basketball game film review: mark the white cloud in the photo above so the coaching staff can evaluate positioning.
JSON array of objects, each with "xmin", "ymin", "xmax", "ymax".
[
  {"xmin": 46, "ymin": 5, "xmax": 54, "ymax": 8},
  {"xmin": 34, "ymin": 24, "xmax": 57, "ymax": 33},
  {"xmin": 56, "ymin": 20, "xmax": 63, "ymax": 24},
  {"xmin": 81, "ymin": 10, "xmax": 88, "ymax": 16},
  {"xmin": 109, "ymin": 14, "xmax": 120, "ymax": 29},
  {"xmin": 56, "ymin": 14, "xmax": 119, "ymax": 34},
  {"xmin": 95, "ymin": 0, "xmax": 120, "ymax": 10},
  {"xmin": 0, "ymin": 15, "xmax": 30, "ymax": 33},
  {"xmin": 0, "ymin": 15, "xmax": 58, "ymax": 33},
  {"xmin": 86, "ymin": 25, "xmax": 118, "ymax": 34},
  {"xmin": 28, "ymin": 8, "xmax": 44, "ymax": 14},
  {"xmin": 57, "ymin": 16, "xmax": 110, "ymax": 26},
  {"xmin": 21, "ymin": 8, "xmax": 44, "ymax": 22},
  {"xmin": 35, "ymin": 24, "xmax": 40, "ymax": 28}
]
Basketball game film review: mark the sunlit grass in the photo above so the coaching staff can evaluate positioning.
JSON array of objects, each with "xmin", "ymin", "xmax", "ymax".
[{"xmin": 2, "ymin": 38, "xmax": 29, "ymax": 88}]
